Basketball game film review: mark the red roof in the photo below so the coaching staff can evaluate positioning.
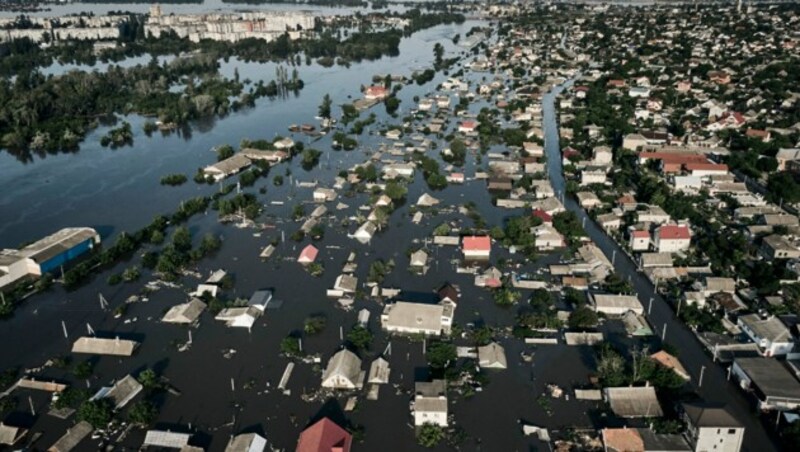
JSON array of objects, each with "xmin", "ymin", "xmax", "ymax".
[
  {"xmin": 463, "ymin": 236, "xmax": 491, "ymax": 252},
  {"xmin": 460, "ymin": 120, "xmax": 477, "ymax": 129},
  {"xmin": 632, "ymin": 230, "xmax": 650, "ymax": 238},
  {"xmin": 532, "ymin": 209, "xmax": 553, "ymax": 222},
  {"xmin": 296, "ymin": 418, "xmax": 352, "ymax": 452},
  {"xmin": 657, "ymin": 225, "xmax": 690, "ymax": 240},
  {"xmin": 684, "ymin": 162, "xmax": 728, "ymax": 172},
  {"xmin": 298, "ymin": 244, "xmax": 319, "ymax": 263},
  {"xmin": 366, "ymin": 85, "xmax": 387, "ymax": 95}
]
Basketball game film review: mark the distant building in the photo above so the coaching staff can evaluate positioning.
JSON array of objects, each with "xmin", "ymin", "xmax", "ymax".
[
  {"xmin": 590, "ymin": 294, "xmax": 644, "ymax": 316},
  {"xmin": 1, "ymin": 227, "xmax": 101, "ymax": 291},
  {"xmin": 681, "ymin": 402, "xmax": 744, "ymax": 452}
]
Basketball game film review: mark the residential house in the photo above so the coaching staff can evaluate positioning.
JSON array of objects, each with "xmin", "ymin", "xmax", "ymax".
[
  {"xmin": 629, "ymin": 230, "xmax": 650, "ymax": 251},
  {"xmin": 367, "ymin": 357, "xmax": 390, "ymax": 384},
  {"xmin": 297, "ymin": 244, "xmax": 319, "ymax": 264},
  {"xmin": 478, "ymin": 342, "xmax": 507, "ymax": 369},
  {"xmin": 737, "ymin": 314, "xmax": 794, "ymax": 357},
  {"xmin": 364, "ymin": 85, "xmax": 388, "ymax": 100},
  {"xmin": 321, "ymin": 349, "xmax": 365, "ymax": 390},
  {"xmin": 580, "ymin": 168, "xmax": 607, "ymax": 185},
  {"xmin": 591, "ymin": 294, "xmax": 644, "ymax": 316},
  {"xmin": 381, "ymin": 301, "xmax": 454, "ymax": 336},
  {"xmin": 604, "ymin": 386, "xmax": 663, "ymax": 418},
  {"xmin": 576, "ymin": 191, "xmax": 602, "ymax": 209},
  {"xmin": 532, "ymin": 224, "xmax": 565, "ymax": 250},
  {"xmin": 654, "ymin": 225, "xmax": 691, "ymax": 253},
  {"xmin": 296, "ymin": 418, "xmax": 352, "ymax": 452},
  {"xmin": 203, "ymin": 153, "xmax": 252, "ymax": 181},
  {"xmin": 775, "ymin": 148, "xmax": 800, "ymax": 171},
  {"xmin": 215, "ymin": 306, "xmax": 261, "ymax": 329},
  {"xmin": 650, "ymin": 350, "xmax": 691, "ymax": 381},
  {"xmin": 681, "ymin": 403, "xmax": 744, "ymax": 452},
  {"xmin": 351, "ymin": 222, "xmax": 377, "ymax": 244},
  {"xmin": 161, "ymin": 298, "xmax": 207, "ymax": 324},
  {"xmin": 462, "ymin": 236, "xmax": 491, "ymax": 259},
  {"xmin": 224, "ymin": 433, "xmax": 266, "ymax": 452},
  {"xmin": 458, "ymin": 120, "xmax": 478, "ymax": 133},
  {"xmin": 413, "ymin": 380, "xmax": 448, "ymax": 427},
  {"xmin": 761, "ymin": 234, "xmax": 800, "ymax": 260}
]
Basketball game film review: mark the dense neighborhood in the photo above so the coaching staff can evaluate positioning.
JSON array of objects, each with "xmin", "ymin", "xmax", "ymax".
[{"xmin": 1, "ymin": 1, "xmax": 800, "ymax": 451}]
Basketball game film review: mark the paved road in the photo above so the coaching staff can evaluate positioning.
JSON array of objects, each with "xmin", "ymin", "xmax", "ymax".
[{"xmin": 541, "ymin": 81, "xmax": 781, "ymax": 452}]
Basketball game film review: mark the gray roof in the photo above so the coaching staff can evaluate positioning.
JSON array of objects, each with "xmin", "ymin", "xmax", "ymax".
[
  {"xmin": 162, "ymin": 298, "xmax": 207, "ymax": 324},
  {"xmin": 71, "ymin": 337, "xmax": 138, "ymax": 356},
  {"xmin": 637, "ymin": 428, "xmax": 690, "ymax": 451},
  {"xmin": 734, "ymin": 357, "xmax": 800, "ymax": 401},
  {"xmin": 322, "ymin": 349, "xmax": 363, "ymax": 388},
  {"xmin": 143, "ymin": 430, "xmax": 192, "ymax": 449},
  {"xmin": 0, "ymin": 423, "xmax": 26, "ymax": 446},
  {"xmin": 382, "ymin": 302, "xmax": 446, "ymax": 333},
  {"xmin": 48, "ymin": 421, "xmax": 93, "ymax": 452},
  {"xmin": 224, "ymin": 433, "xmax": 267, "ymax": 452},
  {"xmin": 20, "ymin": 227, "xmax": 99, "ymax": 264},
  {"xmin": 681, "ymin": 402, "xmax": 741, "ymax": 428},
  {"xmin": 248, "ymin": 290, "xmax": 273, "ymax": 308},
  {"xmin": 478, "ymin": 342, "xmax": 508, "ymax": 368},
  {"xmin": 206, "ymin": 153, "xmax": 251, "ymax": 175},
  {"xmin": 604, "ymin": 386, "xmax": 663, "ymax": 418},
  {"xmin": 103, "ymin": 374, "xmax": 143, "ymax": 409},
  {"xmin": 415, "ymin": 379, "xmax": 446, "ymax": 398},
  {"xmin": 738, "ymin": 314, "xmax": 792, "ymax": 343}
]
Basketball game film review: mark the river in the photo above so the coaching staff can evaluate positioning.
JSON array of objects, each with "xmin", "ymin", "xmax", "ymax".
[{"xmin": 541, "ymin": 80, "xmax": 781, "ymax": 451}]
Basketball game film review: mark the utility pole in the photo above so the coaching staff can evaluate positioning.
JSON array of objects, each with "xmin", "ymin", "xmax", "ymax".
[
  {"xmin": 62, "ymin": 321, "xmax": 68, "ymax": 339},
  {"xmin": 648, "ymin": 297, "xmax": 654, "ymax": 315},
  {"xmin": 698, "ymin": 365, "xmax": 706, "ymax": 388},
  {"xmin": 661, "ymin": 323, "xmax": 667, "ymax": 341}
]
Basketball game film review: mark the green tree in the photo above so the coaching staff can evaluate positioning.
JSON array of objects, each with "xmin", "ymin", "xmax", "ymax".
[
  {"xmin": 426, "ymin": 341, "xmax": 456, "ymax": 370},
  {"xmin": 129, "ymin": 400, "xmax": 158, "ymax": 426},
  {"xmin": 493, "ymin": 287, "xmax": 521, "ymax": 306},
  {"xmin": 77, "ymin": 399, "xmax": 113, "ymax": 428},
  {"xmin": 172, "ymin": 226, "xmax": 192, "ymax": 253},
  {"xmin": 73, "ymin": 360, "xmax": 93, "ymax": 380},
  {"xmin": 384, "ymin": 180, "xmax": 407, "ymax": 200},
  {"xmin": 319, "ymin": 93, "xmax": 332, "ymax": 119},
  {"xmin": 418, "ymin": 423, "xmax": 445, "ymax": 448},
  {"xmin": 568, "ymin": 306, "xmax": 598, "ymax": 330},
  {"xmin": 137, "ymin": 369, "xmax": 159, "ymax": 390},
  {"xmin": 216, "ymin": 145, "xmax": 235, "ymax": 161},
  {"xmin": 304, "ymin": 315, "xmax": 327, "ymax": 334},
  {"xmin": 347, "ymin": 326, "xmax": 373, "ymax": 351}
]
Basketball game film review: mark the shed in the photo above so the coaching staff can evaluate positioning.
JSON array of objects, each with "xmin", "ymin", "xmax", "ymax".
[
  {"xmin": 297, "ymin": 244, "xmax": 319, "ymax": 264},
  {"xmin": 71, "ymin": 337, "xmax": 139, "ymax": 356},
  {"xmin": 143, "ymin": 430, "xmax": 192, "ymax": 449},
  {"xmin": 367, "ymin": 357, "xmax": 391, "ymax": 384},
  {"xmin": 0, "ymin": 423, "xmax": 27, "ymax": 446},
  {"xmin": 48, "ymin": 421, "xmax": 93, "ymax": 452}
]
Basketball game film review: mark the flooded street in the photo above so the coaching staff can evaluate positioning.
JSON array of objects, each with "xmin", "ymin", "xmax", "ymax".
[{"xmin": 0, "ymin": 13, "xmax": 608, "ymax": 451}]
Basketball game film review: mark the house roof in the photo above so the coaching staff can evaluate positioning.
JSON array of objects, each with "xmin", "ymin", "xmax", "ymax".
[
  {"xmin": 532, "ymin": 209, "xmax": 553, "ymax": 222},
  {"xmin": 650, "ymin": 351, "xmax": 690, "ymax": 380},
  {"xmin": 298, "ymin": 244, "xmax": 319, "ymax": 263},
  {"xmin": 682, "ymin": 402, "xmax": 741, "ymax": 428},
  {"xmin": 604, "ymin": 386, "xmax": 663, "ymax": 418},
  {"xmin": 602, "ymin": 428, "xmax": 644, "ymax": 452},
  {"xmin": 657, "ymin": 225, "xmax": 690, "ymax": 240},
  {"xmin": 296, "ymin": 418, "xmax": 352, "ymax": 452},
  {"xmin": 734, "ymin": 357, "xmax": 800, "ymax": 401},
  {"xmin": 383, "ymin": 302, "xmax": 446, "ymax": 333},
  {"xmin": 71, "ymin": 337, "xmax": 138, "ymax": 356},
  {"xmin": 462, "ymin": 236, "xmax": 491, "ymax": 252},
  {"xmin": 225, "ymin": 433, "xmax": 267, "ymax": 452},
  {"xmin": 143, "ymin": 430, "xmax": 192, "ymax": 448},
  {"xmin": 162, "ymin": 298, "xmax": 207, "ymax": 324},
  {"xmin": 48, "ymin": 421, "xmax": 93, "ymax": 452},
  {"xmin": 684, "ymin": 162, "xmax": 728, "ymax": 171},
  {"xmin": 437, "ymin": 283, "xmax": 458, "ymax": 304},
  {"xmin": 0, "ymin": 423, "xmax": 26, "ymax": 446},
  {"xmin": 632, "ymin": 230, "xmax": 650, "ymax": 238},
  {"xmin": 322, "ymin": 349, "xmax": 363, "ymax": 386},
  {"xmin": 478, "ymin": 342, "xmax": 507, "ymax": 368},
  {"xmin": 738, "ymin": 313, "xmax": 792, "ymax": 343}
]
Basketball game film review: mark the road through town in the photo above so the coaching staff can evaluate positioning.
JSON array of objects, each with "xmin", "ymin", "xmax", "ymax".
[{"xmin": 541, "ymin": 79, "xmax": 781, "ymax": 452}]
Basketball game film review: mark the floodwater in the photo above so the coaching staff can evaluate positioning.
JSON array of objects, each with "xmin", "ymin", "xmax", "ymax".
[{"xmin": 0, "ymin": 15, "xmax": 611, "ymax": 452}]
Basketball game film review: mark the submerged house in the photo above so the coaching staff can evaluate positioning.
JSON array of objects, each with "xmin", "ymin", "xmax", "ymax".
[{"xmin": 321, "ymin": 349, "xmax": 365, "ymax": 390}]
